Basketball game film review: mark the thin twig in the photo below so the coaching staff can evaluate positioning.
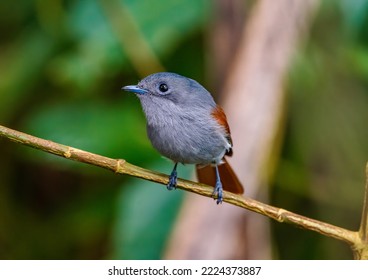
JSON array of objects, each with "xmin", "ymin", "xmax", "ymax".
[
  {"xmin": 0, "ymin": 124, "xmax": 364, "ymax": 254},
  {"xmin": 359, "ymin": 163, "xmax": 368, "ymax": 242}
]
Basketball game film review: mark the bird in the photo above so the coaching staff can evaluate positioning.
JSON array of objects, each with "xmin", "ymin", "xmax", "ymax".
[{"xmin": 122, "ymin": 72, "xmax": 243, "ymax": 204}]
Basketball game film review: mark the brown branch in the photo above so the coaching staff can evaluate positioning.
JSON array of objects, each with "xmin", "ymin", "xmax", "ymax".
[
  {"xmin": 0, "ymin": 124, "xmax": 365, "ymax": 257},
  {"xmin": 356, "ymin": 163, "xmax": 368, "ymax": 259},
  {"xmin": 360, "ymin": 163, "xmax": 368, "ymax": 241}
]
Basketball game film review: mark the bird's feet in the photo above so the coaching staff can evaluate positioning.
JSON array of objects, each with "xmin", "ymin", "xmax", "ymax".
[
  {"xmin": 212, "ymin": 179, "xmax": 223, "ymax": 204},
  {"xmin": 167, "ymin": 166, "xmax": 178, "ymax": 190}
]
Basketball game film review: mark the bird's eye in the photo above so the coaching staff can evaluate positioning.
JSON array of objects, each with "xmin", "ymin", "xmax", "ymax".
[{"xmin": 159, "ymin": 83, "xmax": 168, "ymax": 93}]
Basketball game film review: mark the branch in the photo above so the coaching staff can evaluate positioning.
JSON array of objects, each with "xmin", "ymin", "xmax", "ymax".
[
  {"xmin": 360, "ymin": 163, "xmax": 368, "ymax": 241},
  {"xmin": 0, "ymin": 124, "xmax": 364, "ymax": 255},
  {"xmin": 357, "ymin": 163, "xmax": 368, "ymax": 259}
]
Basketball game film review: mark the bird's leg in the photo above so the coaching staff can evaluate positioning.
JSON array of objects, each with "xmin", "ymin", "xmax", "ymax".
[
  {"xmin": 167, "ymin": 162, "xmax": 178, "ymax": 190},
  {"xmin": 212, "ymin": 165, "xmax": 223, "ymax": 204}
]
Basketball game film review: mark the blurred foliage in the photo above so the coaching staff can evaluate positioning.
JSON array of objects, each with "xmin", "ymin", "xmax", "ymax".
[
  {"xmin": 0, "ymin": 0, "xmax": 208, "ymax": 259},
  {"xmin": 110, "ymin": 161, "xmax": 191, "ymax": 260},
  {"xmin": 0, "ymin": 0, "xmax": 367, "ymax": 260},
  {"xmin": 273, "ymin": 0, "xmax": 368, "ymax": 259}
]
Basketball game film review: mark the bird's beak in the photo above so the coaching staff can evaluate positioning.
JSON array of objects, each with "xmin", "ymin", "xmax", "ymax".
[{"xmin": 122, "ymin": 85, "xmax": 149, "ymax": 95}]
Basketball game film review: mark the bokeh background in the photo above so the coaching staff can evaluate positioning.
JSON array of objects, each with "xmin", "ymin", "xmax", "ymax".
[{"xmin": 0, "ymin": 0, "xmax": 367, "ymax": 259}]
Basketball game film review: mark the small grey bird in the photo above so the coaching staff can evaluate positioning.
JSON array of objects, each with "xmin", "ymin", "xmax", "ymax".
[{"xmin": 123, "ymin": 72, "xmax": 243, "ymax": 204}]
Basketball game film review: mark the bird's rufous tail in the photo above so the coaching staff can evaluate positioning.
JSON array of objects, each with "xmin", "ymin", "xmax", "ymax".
[{"xmin": 196, "ymin": 158, "xmax": 244, "ymax": 194}]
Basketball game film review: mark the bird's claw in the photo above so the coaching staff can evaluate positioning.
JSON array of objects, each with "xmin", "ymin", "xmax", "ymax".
[
  {"xmin": 167, "ymin": 170, "xmax": 177, "ymax": 190},
  {"xmin": 212, "ymin": 180, "xmax": 223, "ymax": 204}
]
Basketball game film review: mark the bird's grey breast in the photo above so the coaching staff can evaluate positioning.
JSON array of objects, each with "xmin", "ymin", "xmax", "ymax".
[{"xmin": 142, "ymin": 99, "xmax": 228, "ymax": 164}]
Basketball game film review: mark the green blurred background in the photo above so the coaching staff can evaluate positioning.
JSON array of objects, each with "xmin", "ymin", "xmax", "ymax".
[{"xmin": 0, "ymin": 0, "xmax": 367, "ymax": 259}]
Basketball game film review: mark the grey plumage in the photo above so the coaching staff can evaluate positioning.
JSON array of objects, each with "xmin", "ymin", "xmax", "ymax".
[
  {"xmin": 122, "ymin": 72, "xmax": 237, "ymax": 203},
  {"xmin": 127, "ymin": 72, "xmax": 231, "ymax": 165}
]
